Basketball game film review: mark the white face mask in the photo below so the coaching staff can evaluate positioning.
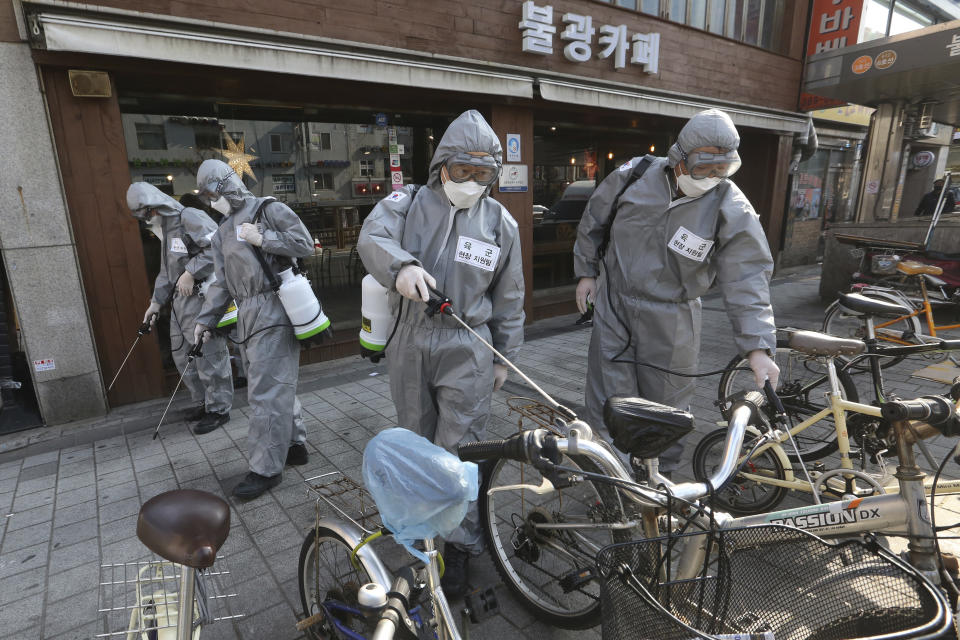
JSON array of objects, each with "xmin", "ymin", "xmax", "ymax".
[
  {"xmin": 443, "ymin": 179, "xmax": 486, "ymax": 210},
  {"xmin": 210, "ymin": 196, "xmax": 232, "ymax": 215},
  {"xmin": 677, "ymin": 174, "xmax": 722, "ymax": 198},
  {"xmin": 147, "ymin": 216, "xmax": 163, "ymax": 241}
]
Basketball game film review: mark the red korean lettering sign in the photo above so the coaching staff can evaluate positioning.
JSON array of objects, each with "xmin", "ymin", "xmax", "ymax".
[{"xmin": 799, "ymin": 0, "xmax": 864, "ymax": 112}]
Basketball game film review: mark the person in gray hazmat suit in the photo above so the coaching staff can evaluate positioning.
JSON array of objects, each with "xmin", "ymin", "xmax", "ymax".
[
  {"xmin": 573, "ymin": 109, "xmax": 780, "ymax": 474},
  {"xmin": 127, "ymin": 182, "xmax": 233, "ymax": 435},
  {"xmin": 192, "ymin": 159, "xmax": 314, "ymax": 501},
  {"xmin": 357, "ymin": 110, "xmax": 525, "ymax": 598}
]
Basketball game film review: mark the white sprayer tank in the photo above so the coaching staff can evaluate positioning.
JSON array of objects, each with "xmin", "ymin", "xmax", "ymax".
[
  {"xmin": 276, "ymin": 268, "xmax": 330, "ymax": 340},
  {"xmin": 359, "ymin": 274, "xmax": 391, "ymax": 357}
]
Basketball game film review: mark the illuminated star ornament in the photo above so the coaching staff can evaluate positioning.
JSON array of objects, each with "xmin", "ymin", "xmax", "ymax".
[{"xmin": 220, "ymin": 133, "xmax": 258, "ymax": 182}]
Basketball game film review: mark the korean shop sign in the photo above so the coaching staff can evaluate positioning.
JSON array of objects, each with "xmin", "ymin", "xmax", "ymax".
[
  {"xmin": 518, "ymin": 0, "xmax": 660, "ymax": 73},
  {"xmin": 799, "ymin": 0, "xmax": 864, "ymax": 111}
]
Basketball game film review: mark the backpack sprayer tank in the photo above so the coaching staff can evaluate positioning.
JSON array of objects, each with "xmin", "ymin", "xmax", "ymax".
[{"xmin": 276, "ymin": 267, "xmax": 330, "ymax": 340}]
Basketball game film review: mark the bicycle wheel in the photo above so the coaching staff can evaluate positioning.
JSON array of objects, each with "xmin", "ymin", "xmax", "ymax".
[
  {"xmin": 822, "ymin": 291, "xmax": 922, "ymax": 370},
  {"xmin": 691, "ymin": 427, "xmax": 787, "ymax": 516},
  {"xmin": 717, "ymin": 340, "xmax": 858, "ymax": 462},
  {"xmin": 298, "ymin": 527, "xmax": 385, "ymax": 640},
  {"xmin": 481, "ymin": 453, "xmax": 634, "ymax": 630}
]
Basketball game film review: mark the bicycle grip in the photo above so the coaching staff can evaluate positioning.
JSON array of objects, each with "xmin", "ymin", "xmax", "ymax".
[
  {"xmin": 458, "ymin": 439, "xmax": 511, "ymax": 462},
  {"xmin": 458, "ymin": 432, "xmax": 528, "ymax": 463},
  {"xmin": 881, "ymin": 396, "xmax": 953, "ymax": 424}
]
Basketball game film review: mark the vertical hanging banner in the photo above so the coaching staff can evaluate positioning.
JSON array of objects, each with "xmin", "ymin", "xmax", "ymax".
[
  {"xmin": 388, "ymin": 126, "xmax": 403, "ymax": 191},
  {"xmin": 799, "ymin": 0, "xmax": 864, "ymax": 111}
]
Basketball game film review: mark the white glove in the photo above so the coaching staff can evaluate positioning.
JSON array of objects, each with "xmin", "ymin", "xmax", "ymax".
[
  {"xmin": 143, "ymin": 302, "xmax": 161, "ymax": 325},
  {"xmin": 576, "ymin": 277, "xmax": 597, "ymax": 315},
  {"xmin": 747, "ymin": 350, "xmax": 780, "ymax": 389},
  {"xmin": 395, "ymin": 265, "xmax": 436, "ymax": 303},
  {"xmin": 493, "ymin": 364, "xmax": 508, "ymax": 391},
  {"xmin": 193, "ymin": 324, "xmax": 211, "ymax": 345},
  {"xmin": 176, "ymin": 271, "xmax": 195, "ymax": 297},
  {"xmin": 238, "ymin": 223, "xmax": 263, "ymax": 247}
]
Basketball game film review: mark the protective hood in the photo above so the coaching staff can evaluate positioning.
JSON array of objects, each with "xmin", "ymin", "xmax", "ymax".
[
  {"xmin": 126, "ymin": 182, "xmax": 183, "ymax": 219},
  {"xmin": 428, "ymin": 110, "xmax": 502, "ymax": 193},
  {"xmin": 667, "ymin": 109, "xmax": 740, "ymax": 168},
  {"xmin": 196, "ymin": 159, "xmax": 253, "ymax": 210}
]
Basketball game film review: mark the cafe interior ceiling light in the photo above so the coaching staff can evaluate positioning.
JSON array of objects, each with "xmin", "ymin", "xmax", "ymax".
[
  {"xmin": 570, "ymin": 157, "xmax": 575, "ymax": 164},
  {"xmin": 607, "ymin": 152, "xmax": 614, "ymax": 160},
  {"xmin": 649, "ymin": 145, "xmax": 655, "ymax": 153},
  {"xmin": 221, "ymin": 133, "xmax": 258, "ymax": 182}
]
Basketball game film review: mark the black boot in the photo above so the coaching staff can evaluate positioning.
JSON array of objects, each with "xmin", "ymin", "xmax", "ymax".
[
  {"xmin": 193, "ymin": 411, "xmax": 229, "ymax": 435},
  {"xmin": 184, "ymin": 405, "xmax": 206, "ymax": 422},
  {"xmin": 233, "ymin": 471, "xmax": 281, "ymax": 500},
  {"xmin": 440, "ymin": 543, "xmax": 471, "ymax": 600},
  {"xmin": 286, "ymin": 443, "xmax": 309, "ymax": 466}
]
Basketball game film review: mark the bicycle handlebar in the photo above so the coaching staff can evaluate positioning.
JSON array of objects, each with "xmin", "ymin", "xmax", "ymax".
[{"xmin": 881, "ymin": 395, "xmax": 956, "ymax": 426}]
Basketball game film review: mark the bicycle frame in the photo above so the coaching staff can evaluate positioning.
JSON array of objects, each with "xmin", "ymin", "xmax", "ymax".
[{"xmin": 873, "ymin": 275, "xmax": 960, "ymax": 339}]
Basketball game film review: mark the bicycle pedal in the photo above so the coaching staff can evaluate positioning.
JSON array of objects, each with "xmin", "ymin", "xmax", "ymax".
[
  {"xmin": 463, "ymin": 586, "xmax": 498, "ymax": 623},
  {"xmin": 558, "ymin": 566, "xmax": 595, "ymax": 593}
]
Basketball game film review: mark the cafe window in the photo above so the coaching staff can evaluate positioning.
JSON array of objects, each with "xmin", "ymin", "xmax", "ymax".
[
  {"xmin": 143, "ymin": 174, "xmax": 174, "ymax": 195},
  {"xmin": 273, "ymin": 174, "xmax": 296, "ymax": 194},
  {"xmin": 314, "ymin": 173, "xmax": 334, "ymax": 190},
  {"xmin": 119, "ymin": 104, "xmax": 432, "ymax": 335},
  {"xmin": 136, "ymin": 123, "xmax": 167, "ymax": 150}
]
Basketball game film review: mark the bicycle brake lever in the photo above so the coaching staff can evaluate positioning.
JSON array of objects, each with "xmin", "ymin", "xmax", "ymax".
[{"xmin": 486, "ymin": 477, "xmax": 556, "ymax": 496}]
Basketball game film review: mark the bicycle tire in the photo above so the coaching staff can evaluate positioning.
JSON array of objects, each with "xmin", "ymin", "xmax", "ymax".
[
  {"xmin": 806, "ymin": 606, "xmax": 929, "ymax": 640},
  {"xmin": 298, "ymin": 527, "xmax": 385, "ymax": 640},
  {"xmin": 717, "ymin": 340, "xmax": 858, "ymax": 462},
  {"xmin": 823, "ymin": 291, "xmax": 923, "ymax": 370},
  {"xmin": 480, "ymin": 453, "xmax": 635, "ymax": 630},
  {"xmin": 691, "ymin": 427, "xmax": 787, "ymax": 516}
]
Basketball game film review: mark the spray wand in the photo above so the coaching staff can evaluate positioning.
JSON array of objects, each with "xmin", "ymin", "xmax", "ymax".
[
  {"xmin": 425, "ymin": 285, "xmax": 576, "ymax": 421},
  {"xmin": 152, "ymin": 341, "xmax": 203, "ymax": 440},
  {"xmin": 106, "ymin": 320, "xmax": 155, "ymax": 393}
]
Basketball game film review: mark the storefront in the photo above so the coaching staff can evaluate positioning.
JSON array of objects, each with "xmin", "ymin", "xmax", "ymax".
[{"xmin": 5, "ymin": 0, "xmax": 813, "ymax": 414}]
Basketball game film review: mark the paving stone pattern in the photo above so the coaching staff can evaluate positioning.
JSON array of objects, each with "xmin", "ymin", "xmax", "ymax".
[{"xmin": 0, "ymin": 266, "xmax": 958, "ymax": 639}]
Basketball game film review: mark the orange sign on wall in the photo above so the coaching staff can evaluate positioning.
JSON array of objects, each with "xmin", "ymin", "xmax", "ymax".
[{"xmin": 800, "ymin": 0, "xmax": 865, "ymax": 111}]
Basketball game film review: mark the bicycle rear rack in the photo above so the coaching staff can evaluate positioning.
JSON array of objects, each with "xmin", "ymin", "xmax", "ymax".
[
  {"xmin": 506, "ymin": 396, "xmax": 567, "ymax": 433},
  {"xmin": 305, "ymin": 471, "xmax": 382, "ymax": 535},
  {"xmin": 97, "ymin": 556, "xmax": 242, "ymax": 638}
]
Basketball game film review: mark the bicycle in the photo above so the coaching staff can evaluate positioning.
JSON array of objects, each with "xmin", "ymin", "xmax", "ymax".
[
  {"xmin": 697, "ymin": 293, "xmax": 960, "ymax": 518},
  {"xmin": 824, "ymin": 259, "xmax": 960, "ymax": 369},
  {"xmin": 458, "ymin": 386, "xmax": 959, "ymax": 638},
  {"xmin": 98, "ymin": 489, "xmax": 242, "ymax": 640},
  {"xmin": 296, "ymin": 461, "xmax": 478, "ymax": 640}
]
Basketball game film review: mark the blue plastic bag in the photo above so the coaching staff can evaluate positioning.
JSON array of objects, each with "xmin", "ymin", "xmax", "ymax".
[{"xmin": 362, "ymin": 428, "xmax": 479, "ymax": 562}]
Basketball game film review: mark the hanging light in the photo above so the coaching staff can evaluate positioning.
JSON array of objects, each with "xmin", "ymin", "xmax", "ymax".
[
  {"xmin": 649, "ymin": 145, "xmax": 655, "ymax": 153},
  {"xmin": 550, "ymin": 126, "xmax": 557, "ymax": 132},
  {"xmin": 166, "ymin": 175, "xmax": 173, "ymax": 181},
  {"xmin": 569, "ymin": 157, "xmax": 576, "ymax": 165},
  {"xmin": 607, "ymin": 152, "xmax": 614, "ymax": 160}
]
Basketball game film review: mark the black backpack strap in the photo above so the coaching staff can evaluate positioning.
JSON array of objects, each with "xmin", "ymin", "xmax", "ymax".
[
  {"xmin": 598, "ymin": 155, "xmax": 654, "ymax": 260},
  {"xmin": 248, "ymin": 198, "xmax": 282, "ymax": 292}
]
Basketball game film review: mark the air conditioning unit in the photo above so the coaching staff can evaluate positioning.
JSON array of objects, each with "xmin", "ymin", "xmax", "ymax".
[{"xmin": 916, "ymin": 121, "xmax": 940, "ymax": 139}]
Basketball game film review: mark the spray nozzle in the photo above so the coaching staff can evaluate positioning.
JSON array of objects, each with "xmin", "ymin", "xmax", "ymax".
[
  {"xmin": 137, "ymin": 321, "xmax": 153, "ymax": 336},
  {"xmin": 425, "ymin": 285, "xmax": 454, "ymax": 318},
  {"xmin": 188, "ymin": 341, "xmax": 204, "ymax": 359}
]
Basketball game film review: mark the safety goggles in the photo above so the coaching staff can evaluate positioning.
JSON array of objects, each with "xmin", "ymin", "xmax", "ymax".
[
  {"xmin": 678, "ymin": 146, "xmax": 741, "ymax": 180},
  {"xmin": 131, "ymin": 206, "xmax": 154, "ymax": 220},
  {"xmin": 197, "ymin": 170, "xmax": 237, "ymax": 204},
  {"xmin": 445, "ymin": 153, "xmax": 500, "ymax": 185}
]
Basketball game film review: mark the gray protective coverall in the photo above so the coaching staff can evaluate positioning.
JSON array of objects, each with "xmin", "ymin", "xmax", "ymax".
[
  {"xmin": 357, "ymin": 110, "xmax": 525, "ymax": 552},
  {"xmin": 194, "ymin": 160, "xmax": 313, "ymax": 478},
  {"xmin": 126, "ymin": 183, "xmax": 233, "ymax": 415},
  {"xmin": 574, "ymin": 118, "xmax": 775, "ymax": 471}
]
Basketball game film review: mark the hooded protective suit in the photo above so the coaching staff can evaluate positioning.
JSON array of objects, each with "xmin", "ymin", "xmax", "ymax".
[
  {"xmin": 126, "ymin": 182, "xmax": 233, "ymax": 415},
  {"xmin": 357, "ymin": 110, "xmax": 525, "ymax": 552},
  {"xmin": 573, "ymin": 109, "xmax": 776, "ymax": 471},
  {"xmin": 194, "ymin": 160, "xmax": 313, "ymax": 478}
]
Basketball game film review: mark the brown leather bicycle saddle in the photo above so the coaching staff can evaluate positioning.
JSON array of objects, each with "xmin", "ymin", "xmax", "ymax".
[
  {"xmin": 897, "ymin": 260, "xmax": 943, "ymax": 276},
  {"xmin": 137, "ymin": 489, "xmax": 230, "ymax": 569},
  {"xmin": 789, "ymin": 330, "xmax": 865, "ymax": 357},
  {"xmin": 837, "ymin": 292, "xmax": 912, "ymax": 319}
]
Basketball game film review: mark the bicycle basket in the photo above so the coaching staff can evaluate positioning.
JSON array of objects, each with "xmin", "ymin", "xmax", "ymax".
[
  {"xmin": 596, "ymin": 524, "xmax": 949, "ymax": 640},
  {"xmin": 871, "ymin": 253, "xmax": 901, "ymax": 275}
]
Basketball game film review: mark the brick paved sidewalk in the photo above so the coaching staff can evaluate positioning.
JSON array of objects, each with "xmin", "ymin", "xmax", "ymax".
[{"xmin": 1, "ymin": 265, "xmax": 959, "ymax": 639}]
